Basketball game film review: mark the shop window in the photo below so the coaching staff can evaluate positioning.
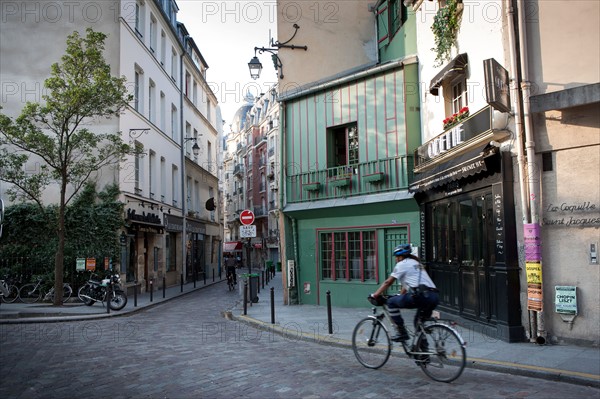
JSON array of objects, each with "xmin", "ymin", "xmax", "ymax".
[
  {"xmin": 166, "ymin": 232, "xmax": 177, "ymax": 272},
  {"xmin": 430, "ymin": 202, "xmax": 457, "ymax": 263},
  {"xmin": 327, "ymin": 123, "xmax": 359, "ymax": 169},
  {"xmin": 320, "ymin": 230, "xmax": 377, "ymax": 281}
]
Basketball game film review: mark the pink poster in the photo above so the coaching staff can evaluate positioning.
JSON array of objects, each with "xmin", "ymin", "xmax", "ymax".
[{"xmin": 524, "ymin": 223, "xmax": 541, "ymax": 262}]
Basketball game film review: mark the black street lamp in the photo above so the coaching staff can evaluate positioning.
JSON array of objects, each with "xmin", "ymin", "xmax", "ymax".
[{"xmin": 248, "ymin": 23, "xmax": 308, "ymax": 80}]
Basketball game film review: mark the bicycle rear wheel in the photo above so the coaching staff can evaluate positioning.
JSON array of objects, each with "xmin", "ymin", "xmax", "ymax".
[
  {"xmin": 416, "ymin": 323, "xmax": 466, "ymax": 383},
  {"xmin": 352, "ymin": 317, "xmax": 391, "ymax": 369},
  {"xmin": 19, "ymin": 283, "xmax": 41, "ymax": 303},
  {"xmin": 1, "ymin": 284, "xmax": 19, "ymax": 303}
]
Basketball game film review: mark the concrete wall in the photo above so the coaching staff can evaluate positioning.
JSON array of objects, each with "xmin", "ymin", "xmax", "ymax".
[{"xmin": 276, "ymin": 0, "xmax": 377, "ymax": 92}]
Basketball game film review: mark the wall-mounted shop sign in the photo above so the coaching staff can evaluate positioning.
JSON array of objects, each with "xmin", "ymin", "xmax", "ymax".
[
  {"xmin": 164, "ymin": 214, "xmax": 183, "ymax": 232},
  {"xmin": 555, "ymin": 286, "xmax": 577, "ymax": 315},
  {"xmin": 484, "ymin": 58, "xmax": 511, "ymax": 113},
  {"xmin": 414, "ymin": 106, "xmax": 492, "ymax": 167},
  {"xmin": 542, "ymin": 201, "xmax": 600, "ymax": 227}
]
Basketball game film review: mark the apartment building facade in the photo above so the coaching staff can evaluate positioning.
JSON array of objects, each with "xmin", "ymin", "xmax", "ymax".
[
  {"xmin": 223, "ymin": 88, "xmax": 281, "ymax": 270},
  {"xmin": 0, "ymin": 0, "xmax": 221, "ymax": 292}
]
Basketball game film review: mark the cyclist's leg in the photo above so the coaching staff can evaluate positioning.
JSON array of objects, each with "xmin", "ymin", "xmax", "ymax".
[
  {"xmin": 416, "ymin": 292, "xmax": 440, "ymax": 353},
  {"xmin": 387, "ymin": 293, "xmax": 415, "ymax": 340}
]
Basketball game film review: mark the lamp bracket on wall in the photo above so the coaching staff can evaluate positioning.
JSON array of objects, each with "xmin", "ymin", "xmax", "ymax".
[{"xmin": 248, "ymin": 24, "xmax": 308, "ymax": 80}]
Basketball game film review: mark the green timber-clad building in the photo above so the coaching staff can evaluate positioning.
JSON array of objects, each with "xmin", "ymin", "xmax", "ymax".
[{"xmin": 278, "ymin": 1, "xmax": 421, "ymax": 307}]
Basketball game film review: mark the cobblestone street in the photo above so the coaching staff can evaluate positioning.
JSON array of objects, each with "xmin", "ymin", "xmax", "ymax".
[{"xmin": 1, "ymin": 282, "xmax": 598, "ymax": 398}]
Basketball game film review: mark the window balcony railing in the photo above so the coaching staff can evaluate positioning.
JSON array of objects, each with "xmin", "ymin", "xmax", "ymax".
[{"xmin": 285, "ymin": 155, "xmax": 413, "ymax": 204}]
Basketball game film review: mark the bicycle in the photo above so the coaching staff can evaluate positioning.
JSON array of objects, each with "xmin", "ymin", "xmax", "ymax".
[
  {"xmin": 0, "ymin": 275, "xmax": 20, "ymax": 303},
  {"xmin": 19, "ymin": 279, "xmax": 73, "ymax": 303},
  {"xmin": 226, "ymin": 272, "xmax": 235, "ymax": 291},
  {"xmin": 352, "ymin": 294, "xmax": 466, "ymax": 383}
]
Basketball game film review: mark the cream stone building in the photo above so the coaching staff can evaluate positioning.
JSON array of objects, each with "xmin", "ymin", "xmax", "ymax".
[{"xmin": 0, "ymin": 0, "xmax": 221, "ymax": 292}]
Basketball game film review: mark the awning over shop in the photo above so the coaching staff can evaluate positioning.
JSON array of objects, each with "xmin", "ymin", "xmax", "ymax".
[
  {"xmin": 429, "ymin": 53, "xmax": 468, "ymax": 95},
  {"xmin": 223, "ymin": 241, "xmax": 243, "ymax": 252},
  {"xmin": 409, "ymin": 143, "xmax": 498, "ymax": 193}
]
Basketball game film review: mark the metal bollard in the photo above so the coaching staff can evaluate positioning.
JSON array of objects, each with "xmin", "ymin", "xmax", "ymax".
[
  {"xmin": 213, "ymin": 269, "xmax": 215, "ymax": 282},
  {"xmin": 203, "ymin": 271, "xmax": 206, "ymax": 285},
  {"xmin": 180, "ymin": 273, "xmax": 184, "ymax": 292},
  {"xmin": 163, "ymin": 276, "xmax": 166, "ymax": 299},
  {"xmin": 150, "ymin": 279, "xmax": 154, "ymax": 302},
  {"xmin": 243, "ymin": 282, "xmax": 248, "ymax": 315},
  {"xmin": 262, "ymin": 271, "xmax": 265, "ymax": 289},
  {"xmin": 134, "ymin": 281, "xmax": 138, "ymax": 307},
  {"xmin": 106, "ymin": 283, "xmax": 111, "ymax": 314},
  {"xmin": 270, "ymin": 287, "xmax": 275, "ymax": 324},
  {"xmin": 326, "ymin": 290, "xmax": 333, "ymax": 334}
]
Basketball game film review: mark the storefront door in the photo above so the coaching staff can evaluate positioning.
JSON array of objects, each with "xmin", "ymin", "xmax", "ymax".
[{"xmin": 428, "ymin": 189, "xmax": 497, "ymax": 323}]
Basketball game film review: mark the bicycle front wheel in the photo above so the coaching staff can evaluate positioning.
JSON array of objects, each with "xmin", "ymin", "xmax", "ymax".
[
  {"xmin": 416, "ymin": 323, "xmax": 466, "ymax": 383},
  {"xmin": 19, "ymin": 283, "xmax": 41, "ymax": 303},
  {"xmin": 352, "ymin": 317, "xmax": 391, "ymax": 369},
  {"xmin": 62, "ymin": 284, "xmax": 73, "ymax": 302},
  {"xmin": 1, "ymin": 284, "xmax": 19, "ymax": 303}
]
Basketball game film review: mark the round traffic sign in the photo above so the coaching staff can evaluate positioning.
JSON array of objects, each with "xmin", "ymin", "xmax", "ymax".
[{"xmin": 240, "ymin": 209, "xmax": 255, "ymax": 225}]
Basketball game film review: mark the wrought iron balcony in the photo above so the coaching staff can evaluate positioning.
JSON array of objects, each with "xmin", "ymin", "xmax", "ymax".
[{"xmin": 285, "ymin": 155, "xmax": 413, "ymax": 203}]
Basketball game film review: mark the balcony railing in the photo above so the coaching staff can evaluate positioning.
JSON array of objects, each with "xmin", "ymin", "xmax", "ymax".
[{"xmin": 286, "ymin": 155, "xmax": 413, "ymax": 203}]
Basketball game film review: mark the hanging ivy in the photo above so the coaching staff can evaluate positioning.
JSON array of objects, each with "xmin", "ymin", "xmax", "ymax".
[{"xmin": 431, "ymin": 0, "xmax": 462, "ymax": 67}]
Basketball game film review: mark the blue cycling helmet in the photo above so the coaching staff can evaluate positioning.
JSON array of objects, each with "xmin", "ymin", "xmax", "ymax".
[{"xmin": 393, "ymin": 244, "xmax": 412, "ymax": 257}]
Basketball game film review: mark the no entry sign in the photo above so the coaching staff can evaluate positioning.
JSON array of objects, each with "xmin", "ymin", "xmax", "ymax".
[{"xmin": 240, "ymin": 209, "xmax": 255, "ymax": 225}]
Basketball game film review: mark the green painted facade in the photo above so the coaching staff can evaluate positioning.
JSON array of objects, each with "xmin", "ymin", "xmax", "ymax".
[
  {"xmin": 281, "ymin": 1, "xmax": 421, "ymax": 308},
  {"xmin": 282, "ymin": 63, "xmax": 423, "ymax": 308}
]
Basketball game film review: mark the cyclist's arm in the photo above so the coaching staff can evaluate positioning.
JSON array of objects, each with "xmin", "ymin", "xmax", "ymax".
[{"xmin": 373, "ymin": 275, "xmax": 396, "ymax": 297}]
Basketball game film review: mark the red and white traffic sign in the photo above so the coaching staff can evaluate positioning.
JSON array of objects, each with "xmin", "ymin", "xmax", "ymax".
[{"xmin": 240, "ymin": 209, "xmax": 255, "ymax": 225}]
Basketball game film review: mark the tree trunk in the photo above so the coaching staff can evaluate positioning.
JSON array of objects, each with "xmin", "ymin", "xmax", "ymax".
[{"xmin": 53, "ymin": 180, "xmax": 67, "ymax": 306}]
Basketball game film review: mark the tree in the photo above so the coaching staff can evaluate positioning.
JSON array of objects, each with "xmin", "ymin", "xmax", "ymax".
[{"xmin": 0, "ymin": 28, "xmax": 133, "ymax": 305}]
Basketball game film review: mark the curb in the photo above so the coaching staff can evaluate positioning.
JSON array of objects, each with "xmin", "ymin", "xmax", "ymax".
[{"xmin": 232, "ymin": 312, "xmax": 600, "ymax": 388}]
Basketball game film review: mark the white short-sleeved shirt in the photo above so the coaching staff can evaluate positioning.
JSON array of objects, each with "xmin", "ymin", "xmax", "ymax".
[{"xmin": 390, "ymin": 258, "xmax": 436, "ymax": 289}]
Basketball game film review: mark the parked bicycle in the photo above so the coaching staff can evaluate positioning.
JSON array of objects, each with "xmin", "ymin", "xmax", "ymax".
[
  {"xmin": 18, "ymin": 279, "xmax": 73, "ymax": 303},
  {"xmin": 352, "ymin": 294, "xmax": 466, "ymax": 383},
  {"xmin": 0, "ymin": 275, "xmax": 20, "ymax": 303}
]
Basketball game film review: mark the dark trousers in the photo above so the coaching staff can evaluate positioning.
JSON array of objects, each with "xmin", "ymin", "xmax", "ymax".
[{"xmin": 387, "ymin": 291, "xmax": 439, "ymax": 328}]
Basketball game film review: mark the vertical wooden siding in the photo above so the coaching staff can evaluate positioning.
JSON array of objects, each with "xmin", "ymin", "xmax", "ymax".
[{"xmin": 286, "ymin": 68, "xmax": 408, "ymax": 175}]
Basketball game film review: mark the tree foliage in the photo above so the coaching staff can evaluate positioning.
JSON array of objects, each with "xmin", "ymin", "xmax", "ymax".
[
  {"xmin": 0, "ymin": 28, "xmax": 133, "ymax": 305},
  {"xmin": 0, "ymin": 183, "xmax": 125, "ymax": 288}
]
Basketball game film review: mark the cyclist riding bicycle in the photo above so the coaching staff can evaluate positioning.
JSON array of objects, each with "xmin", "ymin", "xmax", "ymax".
[
  {"xmin": 371, "ymin": 244, "xmax": 439, "ymax": 342},
  {"xmin": 225, "ymin": 255, "xmax": 237, "ymax": 286}
]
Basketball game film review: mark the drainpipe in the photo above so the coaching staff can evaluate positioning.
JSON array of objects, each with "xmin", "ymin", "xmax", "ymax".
[
  {"xmin": 517, "ymin": 0, "xmax": 545, "ymax": 344},
  {"xmin": 180, "ymin": 35, "xmax": 190, "ymax": 283},
  {"xmin": 505, "ymin": 0, "xmax": 536, "ymax": 342},
  {"xmin": 278, "ymin": 100, "xmax": 288, "ymax": 303}
]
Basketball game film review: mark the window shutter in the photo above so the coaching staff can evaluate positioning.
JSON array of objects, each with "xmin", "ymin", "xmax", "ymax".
[{"xmin": 377, "ymin": 5, "xmax": 389, "ymax": 49}]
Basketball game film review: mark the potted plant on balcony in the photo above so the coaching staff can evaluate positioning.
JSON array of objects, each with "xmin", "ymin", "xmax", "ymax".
[
  {"xmin": 443, "ymin": 106, "xmax": 469, "ymax": 130},
  {"xmin": 303, "ymin": 182, "xmax": 321, "ymax": 192},
  {"xmin": 362, "ymin": 172, "xmax": 385, "ymax": 184}
]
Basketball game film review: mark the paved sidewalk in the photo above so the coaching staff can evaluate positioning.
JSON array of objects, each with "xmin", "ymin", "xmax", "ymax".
[
  {"xmin": 0, "ymin": 276, "xmax": 223, "ymax": 322},
  {"xmin": 1, "ymin": 271, "xmax": 599, "ymax": 388}
]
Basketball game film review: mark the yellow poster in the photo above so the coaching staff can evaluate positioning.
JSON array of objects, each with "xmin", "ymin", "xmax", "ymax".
[{"xmin": 526, "ymin": 261, "xmax": 542, "ymax": 285}]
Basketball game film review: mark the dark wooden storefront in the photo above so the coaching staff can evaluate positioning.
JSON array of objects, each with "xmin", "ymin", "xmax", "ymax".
[{"xmin": 411, "ymin": 147, "xmax": 524, "ymax": 342}]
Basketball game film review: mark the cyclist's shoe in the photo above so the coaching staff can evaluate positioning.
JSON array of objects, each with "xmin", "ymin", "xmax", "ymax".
[{"xmin": 391, "ymin": 326, "xmax": 409, "ymax": 342}]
